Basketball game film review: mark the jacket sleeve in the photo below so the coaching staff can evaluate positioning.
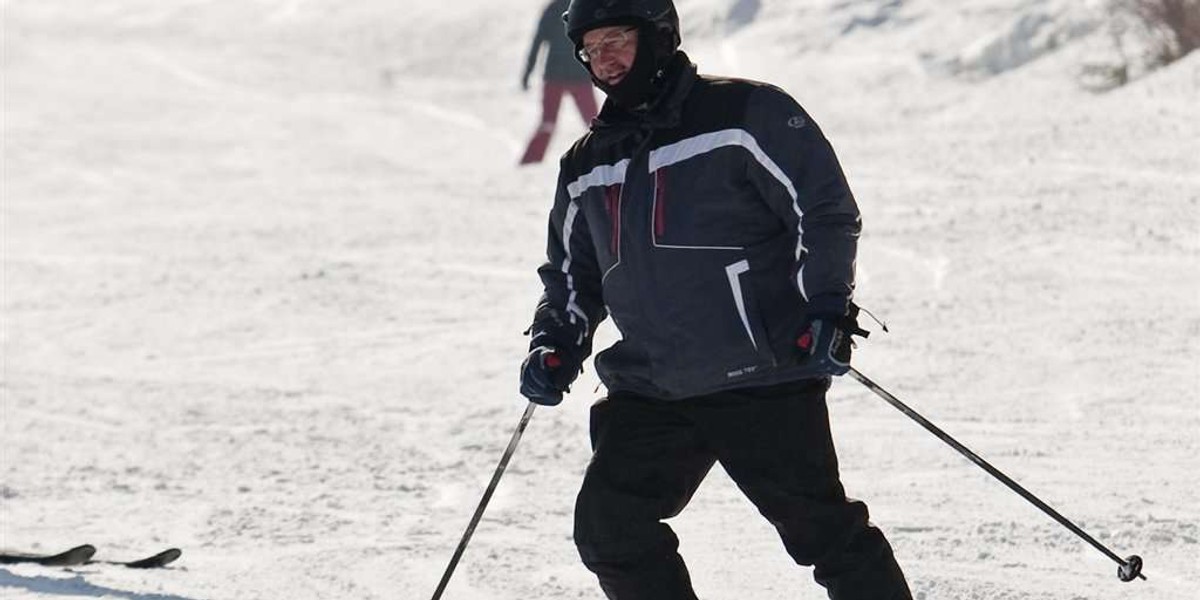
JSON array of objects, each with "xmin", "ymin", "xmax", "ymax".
[
  {"xmin": 743, "ymin": 86, "xmax": 861, "ymax": 318},
  {"xmin": 528, "ymin": 167, "xmax": 608, "ymax": 364}
]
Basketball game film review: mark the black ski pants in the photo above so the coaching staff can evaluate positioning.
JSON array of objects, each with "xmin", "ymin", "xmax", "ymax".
[{"xmin": 573, "ymin": 379, "xmax": 912, "ymax": 600}]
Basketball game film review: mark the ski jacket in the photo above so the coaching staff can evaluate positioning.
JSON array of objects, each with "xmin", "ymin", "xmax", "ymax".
[
  {"xmin": 523, "ymin": 0, "xmax": 592, "ymax": 84},
  {"xmin": 528, "ymin": 54, "xmax": 861, "ymax": 400}
]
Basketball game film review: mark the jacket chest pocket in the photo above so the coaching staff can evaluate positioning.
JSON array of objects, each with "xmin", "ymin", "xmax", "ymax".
[
  {"xmin": 650, "ymin": 161, "xmax": 777, "ymax": 250},
  {"xmin": 581, "ymin": 184, "xmax": 622, "ymax": 273}
]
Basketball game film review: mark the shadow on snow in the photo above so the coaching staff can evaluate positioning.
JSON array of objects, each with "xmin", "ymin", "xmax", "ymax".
[{"xmin": 0, "ymin": 568, "xmax": 198, "ymax": 600}]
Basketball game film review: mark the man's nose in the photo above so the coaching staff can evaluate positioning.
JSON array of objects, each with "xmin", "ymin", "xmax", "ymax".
[{"xmin": 596, "ymin": 51, "xmax": 619, "ymax": 69}]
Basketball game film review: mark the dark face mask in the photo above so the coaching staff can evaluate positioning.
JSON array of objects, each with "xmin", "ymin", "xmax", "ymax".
[{"xmin": 591, "ymin": 23, "xmax": 665, "ymax": 109}]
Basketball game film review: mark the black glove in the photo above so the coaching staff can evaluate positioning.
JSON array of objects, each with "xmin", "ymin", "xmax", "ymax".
[
  {"xmin": 519, "ymin": 346, "xmax": 581, "ymax": 406},
  {"xmin": 795, "ymin": 306, "xmax": 870, "ymax": 377}
]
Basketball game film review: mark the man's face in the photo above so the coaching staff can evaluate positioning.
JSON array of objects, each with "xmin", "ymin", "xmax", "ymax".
[{"xmin": 580, "ymin": 25, "xmax": 639, "ymax": 86}]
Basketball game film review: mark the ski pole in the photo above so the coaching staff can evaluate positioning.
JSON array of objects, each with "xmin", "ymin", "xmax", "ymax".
[
  {"xmin": 430, "ymin": 401, "xmax": 538, "ymax": 600},
  {"xmin": 846, "ymin": 367, "xmax": 1145, "ymax": 582}
]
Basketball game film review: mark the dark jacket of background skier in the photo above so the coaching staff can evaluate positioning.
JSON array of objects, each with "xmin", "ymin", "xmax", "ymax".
[
  {"xmin": 528, "ymin": 53, "xmax": 862, "ymax": 400},
  {"xmin": 523, "ymin": 0, "xmax": 592, "ymax": 85}
]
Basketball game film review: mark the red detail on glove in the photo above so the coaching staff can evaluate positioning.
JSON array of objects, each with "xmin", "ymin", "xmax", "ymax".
[
  {"xmin": 797, "ymin": 331, "xmax": 814, "ymax": 352},
  {"xmin": 544, "ymin": 353, "xmax": 563, "ymax": 369}
]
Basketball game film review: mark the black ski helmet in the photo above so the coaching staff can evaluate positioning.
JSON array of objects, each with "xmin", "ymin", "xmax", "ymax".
[{"xmin": 562, "ymin": 0, "xmax": 680, "ymax": 50}]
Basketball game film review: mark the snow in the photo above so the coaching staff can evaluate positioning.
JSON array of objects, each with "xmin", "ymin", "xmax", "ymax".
[{"xmin": 2, "ymin": 0, "xmax": 1197, "ymax": 598}]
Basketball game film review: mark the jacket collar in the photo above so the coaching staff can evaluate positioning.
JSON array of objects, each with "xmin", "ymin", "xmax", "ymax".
[{"xmin": 592, "ymin": 52, "xmax": 697, "ymax": 134}]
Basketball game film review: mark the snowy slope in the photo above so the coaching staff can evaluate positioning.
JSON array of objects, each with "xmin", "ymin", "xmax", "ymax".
[{"xmin": 2, "ymin": 0, "xmax": 1197, "ymax": 598}]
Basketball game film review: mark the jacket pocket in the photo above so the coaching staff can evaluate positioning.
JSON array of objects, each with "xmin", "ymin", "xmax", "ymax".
[
  {"xmin": 649, "ymin": 154, "xmax": 779, "ymax": 250},
  {"xmin": 724, "ymin": 259, "xmax": 765, "ymax": 354},
  {"xmin": 653, "ymin": 253, "xmax": 778, "ymax": 394}
]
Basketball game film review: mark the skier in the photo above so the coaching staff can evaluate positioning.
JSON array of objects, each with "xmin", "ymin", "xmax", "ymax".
[
  {"xmin": 518, "ymin": 0, "xmax": 913, "ymax": 598},
  {"xmin": 519, "ymin": 0, "xmax": 599, "ymax": 165}
]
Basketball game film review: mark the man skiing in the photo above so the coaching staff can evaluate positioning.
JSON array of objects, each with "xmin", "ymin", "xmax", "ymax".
[
  {"xmin": 520, "ymin": 0, "xmax": 599, "ymax": 165},
  {"xmin": 519, "ymin": 0, "xmax": 913, "ymax": 598}
]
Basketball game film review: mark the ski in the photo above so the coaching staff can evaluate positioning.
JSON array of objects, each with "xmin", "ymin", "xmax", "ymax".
[
  {"xmin": 89, "ymin": 547, "xmax": 183, "ymax": 569},
  {"xmin": 0, "ymin": 546, "xmax": 181, "ymax": 569},
  {"xmin": 0, "ymin": 544, "xmax": 97, "ymax": 567}
]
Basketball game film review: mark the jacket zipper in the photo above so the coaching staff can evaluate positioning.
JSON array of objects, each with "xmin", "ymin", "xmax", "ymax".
[
  {"xmin": 653, "ymin": 169, "xmax": 666, "ymax": 241},
  {"xmin": 606, "ymin": 184, "xmax": 622, "ymax": 255}
]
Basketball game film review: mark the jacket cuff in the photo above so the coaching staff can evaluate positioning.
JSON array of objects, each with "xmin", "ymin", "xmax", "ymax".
[{"xmin": 806, "ymin": 294, "xmax": 851, "ymax": 320}]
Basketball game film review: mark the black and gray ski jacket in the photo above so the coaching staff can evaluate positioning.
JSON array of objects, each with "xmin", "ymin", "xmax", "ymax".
[{"xmin": 529, "ymin": 54, "xmax": 861, "ymax": 400}]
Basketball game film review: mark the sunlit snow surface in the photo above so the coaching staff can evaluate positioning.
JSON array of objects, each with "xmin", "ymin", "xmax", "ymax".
[{"xmin": 2, "ymin": 1, "xmax": 1197, "ymax": 598}]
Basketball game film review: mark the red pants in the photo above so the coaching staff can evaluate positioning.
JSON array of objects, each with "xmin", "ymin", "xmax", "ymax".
[{"xmin": 520, "ymin": 82, "xmax": 598, "ymax": 165}]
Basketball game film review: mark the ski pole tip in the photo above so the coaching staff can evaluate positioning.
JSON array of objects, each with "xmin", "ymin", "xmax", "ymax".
[{"xmin": 1118, "ymin": 554, "xmax": 1144, "ymax": 582}]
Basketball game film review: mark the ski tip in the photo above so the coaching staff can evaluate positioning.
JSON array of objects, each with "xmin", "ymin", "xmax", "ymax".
[
  {"xmin": 35, "ymin": 544, "xmax": 96, "ymax": 566},
  {"xmin": 125, "ymin": 548, "xmax": 182, "ymax": 569}
]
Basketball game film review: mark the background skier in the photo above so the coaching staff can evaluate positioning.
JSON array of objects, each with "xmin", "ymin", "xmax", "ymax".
[
  {"xmin": 518, "ymin": 0, "xmax": 914, "ymax": 598},
  {"xmin": 519, "ymin": 0, "xmax": 599, "ymax": 165}
]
